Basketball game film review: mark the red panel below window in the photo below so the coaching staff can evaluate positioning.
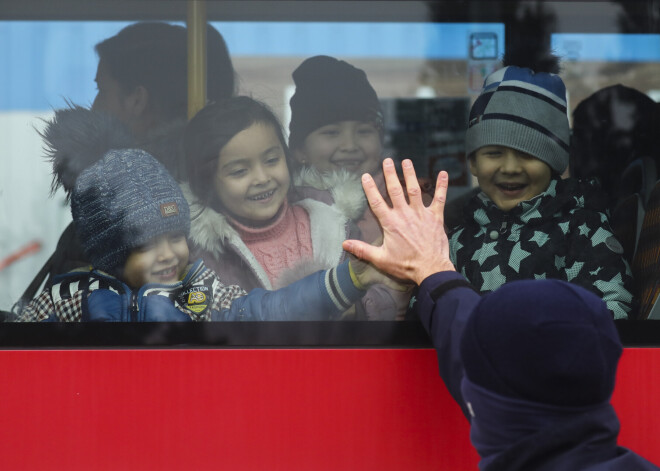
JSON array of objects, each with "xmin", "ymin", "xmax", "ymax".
[{"xmin": 0, "ymin": 348, "xmax": 657, "ymax": 470}]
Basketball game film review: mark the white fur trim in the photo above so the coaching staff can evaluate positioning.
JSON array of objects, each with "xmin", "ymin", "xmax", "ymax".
[
  {"xmin": 181, "ymin": 183, "xmax": 232, "ymax": 256},
  {"xmin": 298, "ymin": 199, "xmax": 348, "ymax": 267},
  {"xmin": 294, "ymin": 168, "xmax": 367, "ymax": 221}
]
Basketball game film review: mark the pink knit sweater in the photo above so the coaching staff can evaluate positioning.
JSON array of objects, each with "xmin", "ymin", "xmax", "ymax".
[{"xmin": 228, "ymin": 200, "xmax": 314, "ymax": 286}]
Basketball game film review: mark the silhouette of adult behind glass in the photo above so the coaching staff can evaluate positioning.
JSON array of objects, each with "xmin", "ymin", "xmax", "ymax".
[
  {"xmin": 92, "ymin": 22, "xmax": 235, "ymax": 181},
  {"xmin": 570, "ymin": 84, "xmax": 658, "ymax": 211},
  {"xmin": 12, "ymin": 22, "xmax": 236, "ymax": 315},
  {"xmin": 571, "ymin": 85, "xmax": 659, "ymax": 273}
]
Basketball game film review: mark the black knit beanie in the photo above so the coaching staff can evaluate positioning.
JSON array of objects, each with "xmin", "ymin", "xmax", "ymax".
[
  {"xmin": 288, "ymin": 55, "xmax": 383, "ymax": 149},
  {"xmin": 460, "ymin": 279, "xmax": 622, "ymax": 406}
]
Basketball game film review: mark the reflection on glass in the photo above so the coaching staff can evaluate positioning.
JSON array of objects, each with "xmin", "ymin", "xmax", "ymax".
[{"xmin": 1, "ymin": 2, "xmax": 660, "ymax": 336}]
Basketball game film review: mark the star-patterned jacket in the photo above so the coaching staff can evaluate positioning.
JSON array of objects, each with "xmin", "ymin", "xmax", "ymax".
[{"xmin": 449, "ymin": 177, "xmax": 635, "ymax": 319}]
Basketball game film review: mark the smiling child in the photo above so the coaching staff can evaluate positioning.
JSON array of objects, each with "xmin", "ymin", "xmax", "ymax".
[
  {"xmin": 449, "ymin": 60, "xmax": 635, "ymax": 319},
  {"xmin": 182, "ymin": 97, "xmax": 362, "ymax": 293},
  {"xmin": 288, "ymin": 55, "xmax": 384, "ymax": 178},
  {"xmin": 182, "ymin": 97, "xmax": 406, "ymax": 320},
  {"xmin": 17, "ymin": 106, "xmax": 383, "ymax": 322}
]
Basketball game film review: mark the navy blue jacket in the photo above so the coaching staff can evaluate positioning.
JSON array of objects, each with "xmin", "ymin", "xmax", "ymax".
[
  {"xmin": 413, "ymin": 271, "xmax": 659, "ymax": 470},
  {"xmin": 17, "ymin": 259, "xmax": 362, "ymax": 322}
]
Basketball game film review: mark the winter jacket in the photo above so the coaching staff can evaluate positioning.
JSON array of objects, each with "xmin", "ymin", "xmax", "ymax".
[
  {"xmin": 412, "ymin": 271, "xmax": 659, "ymax": 471},
  {"xmin": 184, "ymin": 172, "xmax": 407, "ymax": 320},
  {"xmin": 449, "ymin": 177, "xmax": 635, "ymax": 319},
  {"xmin": 16, "ymin": 259, "xmax": 362, "ymax": 322}
]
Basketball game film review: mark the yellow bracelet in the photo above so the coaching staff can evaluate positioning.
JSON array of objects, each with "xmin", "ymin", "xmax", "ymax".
[{"xmin": 348, "ymin": 261, "xmax": 367, "ymax": 290}]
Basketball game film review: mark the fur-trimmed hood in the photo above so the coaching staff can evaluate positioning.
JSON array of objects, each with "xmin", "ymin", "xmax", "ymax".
[
  {"xmin": 182, "ymin": 182, "xmax": 239, "ymax": 257},
  {"xmin": 293, "ymin": 167, "xmax": 367, "ymax": 221},
  {"xmin": 181, "ymin": 179, "xmax": 366, "ymax": 290},
  {"xmin": 40, "ymin": 105, "xmax": 134, "ymax": 197},
  {"xmin": 40, "ymin": 105, "xmax": 189, "ymax": 196},
  {"xmin": 181, "ymin": 182, "xmax": 366, "ymax": 257}
]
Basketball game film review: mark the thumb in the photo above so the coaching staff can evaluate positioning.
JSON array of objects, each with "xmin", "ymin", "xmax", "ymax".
[{"xmin": 343, "ymin": 239, "xmax": 379, "ymax": 264}]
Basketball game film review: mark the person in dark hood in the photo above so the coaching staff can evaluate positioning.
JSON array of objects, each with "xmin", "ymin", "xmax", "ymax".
[{"xmin": 342, "ymin": 158, "xmax": 660, "ymax": 470}]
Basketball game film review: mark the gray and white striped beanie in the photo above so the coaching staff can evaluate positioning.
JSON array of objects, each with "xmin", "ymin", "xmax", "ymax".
[{"xmin": 465, "ymin": 66, "xmax": 570, "ymax": 174}]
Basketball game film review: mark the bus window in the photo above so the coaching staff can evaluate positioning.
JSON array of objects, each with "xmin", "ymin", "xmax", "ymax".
[{"xmin": 1, "ymin": 1, "xmax": 660, "ymax": 346}]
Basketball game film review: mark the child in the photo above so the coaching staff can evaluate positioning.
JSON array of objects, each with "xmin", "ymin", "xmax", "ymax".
[
  {"xmin": 288, "ymin": 55, "xmax": 435, "ymax": 241},
  {"xmin": 16, "ymin": 106, "xmax": 380, "ymax": 322},
  {"xmin": 287, "ymin": 56, "xmax": 436, "ymax": 319},
  {"xmin": 288, "ymin": 56, "xmax": 428, "ymax": 320},
  {"xmin": 448, "ymin": 59, "xmax": 635, "ymax": 319},
  {"xmin": 288, "ymin": 55, "xmax": 387, "ymax": 245},
  {"xmin": 183, "ymin": 96, "xmax": 405, "ymax": 320},
  {"xmin": 288, "ymin": 55, "xmax": 384, "ymax": 178},
  {"xmin": 288, "ymin": 56, "xmax": 437, "ymax": 319}
]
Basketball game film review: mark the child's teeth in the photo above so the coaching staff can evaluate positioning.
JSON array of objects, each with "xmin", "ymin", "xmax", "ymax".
[{"xmin": 251, "ymin": 190, "xmax": 274, "ymax": 200}]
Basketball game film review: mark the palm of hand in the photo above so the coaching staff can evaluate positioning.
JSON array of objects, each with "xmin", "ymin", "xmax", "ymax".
[{"xmin": 343, "ymin": 159, "xmax": 455, "ymax": 285}]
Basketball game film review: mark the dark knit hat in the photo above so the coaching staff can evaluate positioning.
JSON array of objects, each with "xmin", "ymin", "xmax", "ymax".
[
  {"xmin": 71, "ymin": 149, "xmax": 190, "ymax": 272},
  {"xmin": 466, "ymin": 66, "xmax": 570, "ymax": 174},
  {"xmin": 288, "ymin": 55, "xmax": 383, "ymax": 149},
  {"xmin": 460, "ymin": 279, "xmax": 622, "ymax": 407}
]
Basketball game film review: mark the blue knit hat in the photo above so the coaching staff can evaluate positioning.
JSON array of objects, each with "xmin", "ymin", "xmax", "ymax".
[
  {"xmin": 460, "ymin": 279, "xmax": 622, "ymax": 406},
  {"xmin": 71, "ymin": 149, "xmax": 190, "ymax": 273},
  {"xmin": 466, "ymin": 66, "xmax": 570, "ymax": 174}
]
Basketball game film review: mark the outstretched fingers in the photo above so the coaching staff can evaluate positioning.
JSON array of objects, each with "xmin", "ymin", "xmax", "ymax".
[
  {"xmin": 381, "ymin": 158, "xmax": 406, "ymax": 207},
  {"xmin": 430, "ymin": 171, "xmax": 449, "ymax": 221},
  {"xmin": 401, "ymin": 159, "xmax": 423, "ymax": 208},
  {"xmin": 361, "ymin": 172, "xmax": 389, "ymax": 221}
]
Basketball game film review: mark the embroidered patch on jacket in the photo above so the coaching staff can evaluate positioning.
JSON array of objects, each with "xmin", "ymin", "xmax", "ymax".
[
  {"xmin": 178, "ymin": 283, "xmax": 211, "ymax": 314},
  {"xmin": 160, "ymin": 202, "xmax": 179, "ymax": 217}
]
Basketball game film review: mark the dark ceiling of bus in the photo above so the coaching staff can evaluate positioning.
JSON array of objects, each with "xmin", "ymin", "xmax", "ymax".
[
  {"xmin": 3, "ymin": 0, "xmax": 447, "ymax": 21},
  {"xmin": 1, "ymin": 0, "xmax": 658, "ymax": 34}
]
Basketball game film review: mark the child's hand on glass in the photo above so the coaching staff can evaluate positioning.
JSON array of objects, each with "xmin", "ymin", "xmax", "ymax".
[{"xmin": 348, "ymin": 256, "xmax": 412, "ymax": 292}]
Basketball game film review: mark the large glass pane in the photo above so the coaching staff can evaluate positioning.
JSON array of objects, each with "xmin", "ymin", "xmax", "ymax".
[{"xmin": 1, "ymin": 1, "xmax": 659, "ymax": 346}]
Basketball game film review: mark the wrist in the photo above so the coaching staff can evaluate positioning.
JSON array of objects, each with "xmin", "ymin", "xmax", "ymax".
[
  {"xmin": 413, "ymin": 261, "xmax": 456, "ymax": 285},
  {"xmin": 348, "ymin": 260, "xmax": 367, "ymax": 290}
]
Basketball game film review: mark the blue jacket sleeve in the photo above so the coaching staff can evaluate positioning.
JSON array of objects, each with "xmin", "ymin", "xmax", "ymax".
[
  {"xmin": 212, "ymin": 261, "xmax": 365, "ymax": 321},
  {"xmin": 413, "ymin": 271, "xmax": 482, "ymax": 419}
]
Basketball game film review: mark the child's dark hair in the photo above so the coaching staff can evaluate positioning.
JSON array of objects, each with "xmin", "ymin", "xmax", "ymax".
[{"xmin": 184, "ymin": 96, "xmax": 291, "ymax": 207}]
